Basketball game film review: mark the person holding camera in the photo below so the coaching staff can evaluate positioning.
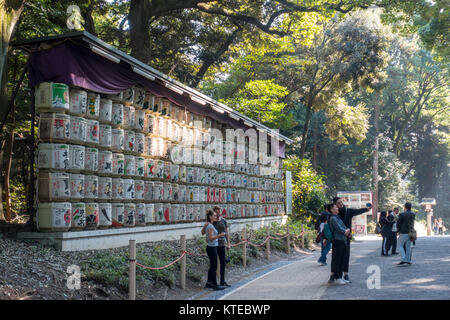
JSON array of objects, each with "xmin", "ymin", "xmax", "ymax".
[
  {"xmin": 333, "ymin": 197, "xmax": 371, "ymax": 282},
  {"xmin": 328, "ymin": 203, "xmax": 352, "ymax": 285},
  {"xmin": 203, "ymin": 210, "xmax": 226, "ymax": 290}
]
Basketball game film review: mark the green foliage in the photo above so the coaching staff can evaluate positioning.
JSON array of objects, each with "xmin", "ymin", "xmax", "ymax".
[{"xmin": 283, "ymin": 157, "xmax": 328, "ymax": 221}]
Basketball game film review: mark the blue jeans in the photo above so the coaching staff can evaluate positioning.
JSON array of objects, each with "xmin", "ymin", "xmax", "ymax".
[
  {"xmin": 398, "ymin": 233, "xmax": 412, "ymax": 263},
  {"xmin": 318, "ymin": 239, "xmax": 332, "ymax": 264}
]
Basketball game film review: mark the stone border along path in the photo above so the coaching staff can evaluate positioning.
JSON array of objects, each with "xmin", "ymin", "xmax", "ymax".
[{"xmin": 198, "ymin": 235, "xmax": 450, "ymax": 300}]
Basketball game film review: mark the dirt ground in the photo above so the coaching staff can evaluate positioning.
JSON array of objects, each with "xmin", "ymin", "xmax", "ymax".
[{"xmin": 0, "ymin": 234, "xmax": 317, "ymax": 300}]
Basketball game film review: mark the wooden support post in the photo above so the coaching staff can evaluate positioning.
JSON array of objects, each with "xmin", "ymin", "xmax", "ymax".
[
  {"xmin": 242, "ymin": 228, "xmax": 247, "ymax": 267},
  {"xmin": 286, "ymin": 226, "xmax": 290, "ymax": 254},
  {"xmin": 301, "ymin": 224, "xmax": 305, "ymax": 249},
  {"xmin": 180, "ymin": 235, "xmax": 186, "ymax": 289},
  {"xmin": 266, "ymin": 226, "xmax": 270, "ymax": 260},
  {"xmin": 128, "ymin": 240, "xmax": 136, "ymax": 300}
]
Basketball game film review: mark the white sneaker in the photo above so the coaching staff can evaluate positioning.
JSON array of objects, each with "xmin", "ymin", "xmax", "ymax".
[
  {"xmin": 336, "ymin": 278, "xmax": 348, "ymax": 285},
  {"xmin": 342, "ymin": 278, "xmax": 350, "ymax": 284}
]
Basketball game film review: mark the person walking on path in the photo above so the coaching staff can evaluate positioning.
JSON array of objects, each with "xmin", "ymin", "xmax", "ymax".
[
  {"xmin": 315, "ymin": 205, "xmax": 332, "ymax": 266},
  {"xmin": 328, "ymin": 203, "xmax": 352, "ymax": 285},
  {"xmin": 437, "ymin": 218, "xmax": 446, "ymax": 236},
  {"xmin": 397, "ymin": 202, "xmax": 415, "ymax": 266},
  {"xmin": 203, "ymin": 210, "xmax": 226, "ymax": 290},
  {"xmin": 380, "ymin": 211, "xmax": 395, "ymax": 256},
  {"xmin": 390, "ymin": 208, "xmax": 400, "ymax": 254},
  {"xmin": 333, "ymin": 197, "xmax": 371, "ymax": 282}
]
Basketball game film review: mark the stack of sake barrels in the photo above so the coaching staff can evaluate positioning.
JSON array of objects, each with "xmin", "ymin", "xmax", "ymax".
[{"xmin": 34, "ymin": 82, "xmax": 285, "ymax": 233}]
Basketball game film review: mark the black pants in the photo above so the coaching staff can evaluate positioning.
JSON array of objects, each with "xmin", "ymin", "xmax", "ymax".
[
  {"xmin": 206, "ymin": 246, "xmax": 218, "ymax": 286},
  {"xmin": 343, "ymin": 238, "xmax": 350, "ymax": 273},
  {"xmin": 217, "ymin": 246, "xmax": 226, "ymax": 285},
  {"xmin": 390, "ymin": 232, "xmax": 397, "ymax": 253},
  {"xmin": 331, "ymin": 240, "xmax": 347, "ymax": 279},
  {"xmin": 381, "ymin": 234, "xmax": 392, "ymax": 255}
]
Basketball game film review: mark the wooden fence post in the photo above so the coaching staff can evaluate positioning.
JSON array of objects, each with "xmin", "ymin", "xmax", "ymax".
[
  {"xmin": 286, "ymin": 225, "xmax": 290, "ymax": 254},
  {"xmin": 266, "ymin": 226, "xmax": 270, "ymax": 260},
  {"xmin": 301, "ymin": 224, "xmax": 305, "ymax": 249},
  {"xmin": 129, "ymin": 239, "xmax": 136, "ymax": 300},
  {"xmin": 180, "ymin": 235, "xmax": 186, "ymax": 289},
  {"xmin": 242, "ymin": 228, "xmax": 247, "ymax": 267}
]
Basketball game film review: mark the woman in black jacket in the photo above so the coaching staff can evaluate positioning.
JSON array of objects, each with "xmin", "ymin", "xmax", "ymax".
[{"xmin": 379, "ymin": 211, "xmax": 395, "ymax": 256}]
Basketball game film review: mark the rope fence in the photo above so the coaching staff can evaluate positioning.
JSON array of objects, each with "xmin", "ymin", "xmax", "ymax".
[{"xmin": 128, "ymin": 224, "xmax": 314, "ymax": 299}]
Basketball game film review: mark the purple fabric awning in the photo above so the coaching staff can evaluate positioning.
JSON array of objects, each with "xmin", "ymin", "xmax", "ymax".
[{"xmin": 28, "ymin": 41, "xmax": 285, "ymax": 158}]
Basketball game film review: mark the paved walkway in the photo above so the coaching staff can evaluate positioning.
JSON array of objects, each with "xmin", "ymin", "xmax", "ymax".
[{"xmin": 210, "ymin": 235, "xmax": 450, "ymax": 300}]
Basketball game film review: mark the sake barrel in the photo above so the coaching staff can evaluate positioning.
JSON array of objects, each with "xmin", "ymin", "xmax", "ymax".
[
  {"xmin": 186, "ymin": 167, "xmax": 194, "ymax": 183},
  {"xmin": 86, "ymin": 119, "xmax": 99, "ymax": 145},
  {"xmin": 98, "ymin": 202, "xmax": 112, "ymax": 228},
  {"xmin": 99, "ymin": 124, "xmax": 112, "ymax": 148},
  {"xmin": 124, "ymin": 130, "xmax": 135, "ymax": 153},
  {"xmin": 199, "ymin": 204, "xmax": 207, "ymax": 221},
  {"xmin": 166, "ymin": 119, "xmax": 173, "ymax": 140},
  {"xmin": 187, "ymin": 185, "xmax": 195, "ymax": 202},
  {"xmin": 123, "ymin": 178, "xmax": 135, "ymax": 200},
  {"xmin": 112, "ymin": 178, "xmax": 124, "ymax": 200},
  {"xmin": 38, "ymin": 113, "xmax": 70, "ymax": 142},
  {"xmin": 198, "ymin": 168, "xmax": 207, "ymax": 185},
  {"xmin": 98, "ymin": 150, "xmax": 113, "ymax": 175},
  {"xmin": 199, "ymin": 186, "xmax": 207, "ymax": 202},
  {"xmin": 112, "ymin": 203, "xmax": 125, "ymax": 227},
  {"xmin": 111, "ymin": 128, "xmax": 124, "ymax": 151},
  {"xmin": 69, "ymin": 89, "xmax": 87, "ymax": 115},
  {"xmin": 192, "ymin": 167, "xmax": 200, "ymax": 183},
  {"xmin": 144, "ymin": 135, "xmax": 152, "ymax": 156},
  {"xmin": 69, "ymin": 173, "xmax": 85, "ymax": 199},
  {"xmin": 68, "ymin": 144, "xmax": 85, "ymax": 172},
  {"xmin": 38, "ymin": 172, "xmax": 70, "ymax": 201},
  {"xmin": 135, "ymin": 179, "xmax": 145, "ymax": 200},
  {"xmin": 145, "ymin": 203, "xmax": 155, "ymax": 224},
  {"xmin": 163, "ymin": 161, "xmax": 171, "ymax": 181},
  {"xmin": 86, "ymin": 93, "xmax": 100, "ymax": 119},
  {"xmin": 158, "ymin": 117, "xmax": 166, "ymax": 137},
  {"xmin": 135, "ymin": 203, "xmax": 146, "ymax": 226},
  {"xmin": 133, "ymin": 86, "xmax": 146, "ymax": 108},
  {"xmin": 35, "ymin": 82, "xmax": 69, "ymax": 113},
  {"xmin": 170, "ymin": 163, "xmax": 179, "ymax": 183},
  {"xmin": 226, "ymin": 188, "xmax": 232, "ymax": 203},
  {"xmin": 98, "ymin": 176, "xmax": 112, "ymax": 200},
  {"xmin": 84, "ymin": 147, "xmax": 98, "ymax": 173},
  {"xmin": 172, "ymin": 184, "xmax": 179, "ymax": 202},
  {"xmin": 112, "ymin": 153, "xmax": 125, "ymax": 176},
  {"xmin": 207, "ymin": 186, "xmax": 213, "ymax": 203},
  {"xmin": 163, "ymin": 183, "xmax": 172, "ymax": 201},
  {"xmin": 84, "ymin": 175, "xmax": 98, "ymax": 199},
  {"xmin": 144, "ymin": 181, "xmax": 154, "ymax": 201},
  {"xmin": 135, "ymin": 156, "xmax": 145, "ymax": 177},
  {"xmin": 179, "ymin": 165, "xmax": 187, "ymax": 183},
  {"xmin": 155, "ymin": 160, "xmax": 164, "ymax": 179},
  {"xmin": 192, "ymin": 204, "xmax": 201, "ymax": 221},
  {"xmin": 171, "ymin": 204, "xmax": 180, "ymax": 222},
  {"xmin": 37, "ymin": 143, "xmax": 70, "ymax": 170},
  {"xmin": 144, "ymin": 158, "xmax": 156, "ymax": 179},
  {"xmin": 124, "ymin": 155, "xmax": 136, "ymax": 177},
  {"xmin": 154, "ymin": 203, "xmax": 164, "ymax": 222},
  {"xmin": 185, "ymin": 204, "xmax": 194, "ymax": 221},
  {"xmin": 147, "ymin": 113, "xmax": 156, "ymax": 134},
  {"xmin": 99, "ymin": 99, "xmax": 112, "ymax": 123},
  {"xmin": 179, "ymin": 184, "xmax": 187, "ymax": 202},
  {"xmin": 123, "ymin": 105, "xmax": 135, "ymax": 129},
  {"xmin": 163, "ymin": 203, "xmax": 171, "ymax": 223},
  {"xmin": 135, "ymin": 109, "xmax": 146, "ymax": 132},
  {"xmin": 153, "ymin": 182, "xmax": 164, "ymax": 201},
  {"xmin": 178, "ymin": 204, "xmax": 187, "ymax": 221},
  {"xmin": 220, "ymin": 188, "xmax": 227, "ymax": 203},
  {"xmin": 171, "ymin": 122, "xmax": 180, "ymax": 142},
  {"xmin": 69, "ymin": 116, "xmax": 87, "ymax": 143},
  {"xmin": 37, "ymin": 202, "xmax": 71, "ymax": 231},
  {"xmin": 122, "ymin": 87, "xmax": 135, "ymax": 105},
  {"xmin": 107, "ymin": 92, "xmax": 123, "ymax": 102},
  {"xmin": 71, "ymin": 202, "xmax": 86, "ymax": 230},
  {"xmin": 112, "ymin": 103, "xmax": 124, "ymax": 126},
  {"xmin": 135, "ymin": 133, "xmax": 145, "ymax": 154}
]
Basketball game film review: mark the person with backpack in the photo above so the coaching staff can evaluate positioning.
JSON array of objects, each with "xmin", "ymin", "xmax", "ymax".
[
  {"xmin": 328, "ymin": 203, "xmax": 352, "ymax": 285},
  {"xmin": 316, "ymin": 205, "xmax": 332, "ymax": 266}
]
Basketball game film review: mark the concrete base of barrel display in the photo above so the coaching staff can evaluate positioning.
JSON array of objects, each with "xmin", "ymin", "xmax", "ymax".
[{"xmin": 17, "ymin": 215, "xmax": 288, "ymax": 251}]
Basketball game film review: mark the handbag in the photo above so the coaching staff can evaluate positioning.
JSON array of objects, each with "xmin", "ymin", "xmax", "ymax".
[
  {"xmin": 315, "ymin": 231, "xmax": 323, "ymax": 243},
  {"xmin": 409, "ymin": 229, "xmax": 417, "ymax": 241},
  {"xmin": 375, "ymin": 223, "xmax": 382, "ymax": 234}
]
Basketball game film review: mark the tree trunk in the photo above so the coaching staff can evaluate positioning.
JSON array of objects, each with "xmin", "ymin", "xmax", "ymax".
[
  {"xmin": 0, "ymin": 138, "xmax": 5, "ymax": 221},
  {"xmin": 299, "ymin": 104, "xmax": 313, "ymax": 159},
  {"xmin": 4, "ymin": 130, "xmax": 14, "ymax": 221},
  {"xmin": 372, "ymin": 102, "xmax": 380, "ymax": 222},
  {"xmin": 312, "ymin": 118, "xmax": 318, "ymax": 168},
  {"xmin": 129, "ymin": 0, "xmax": 152, "ymax": 63}
]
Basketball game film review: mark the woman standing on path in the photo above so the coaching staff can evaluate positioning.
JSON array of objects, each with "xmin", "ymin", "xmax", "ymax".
[
  {"xmin": 380, "ymin": 211, "xmax": 395, "ymax": 256},
  {"xmin": 328, "ymin": 203, "xmax": 352, "ymax": 285},
  {"xmin": 204, "ymin": 210, "xmax": 226, "ymax": 290}
]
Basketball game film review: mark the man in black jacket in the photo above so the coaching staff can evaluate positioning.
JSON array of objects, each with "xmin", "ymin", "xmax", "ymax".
[
  {"xmin": 333, "ymin": 196, "xmax": 371, "ymax": 282},
  {"xmin": 397, "ymin": 202, "xmax": 415, "ymax": 265}
]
